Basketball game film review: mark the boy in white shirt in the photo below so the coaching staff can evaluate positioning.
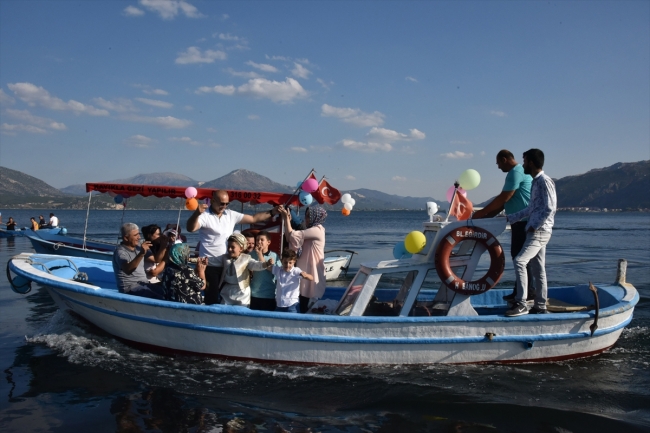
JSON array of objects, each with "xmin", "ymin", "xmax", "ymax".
[{"xmin": 271, "ymin": 249, "xmax": 313, "ymax": 313}]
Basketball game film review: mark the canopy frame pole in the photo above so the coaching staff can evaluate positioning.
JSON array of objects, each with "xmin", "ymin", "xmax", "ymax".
[
  {"xmin": 82, "ymin": 192, "xmax": 92, "ymax": 250},
  {"xmin": 175, "ymin": 198, "xmax": 183, "ymax": 237}
]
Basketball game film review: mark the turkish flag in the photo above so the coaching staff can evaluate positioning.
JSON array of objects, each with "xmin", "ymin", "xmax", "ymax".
[
  {"xmin": 449, "ymin": 190, "xmax": 473, "ymax": 220},
  {"xmin": 314, "ymin": 179, "xmax": 341, "ymax": 205}
]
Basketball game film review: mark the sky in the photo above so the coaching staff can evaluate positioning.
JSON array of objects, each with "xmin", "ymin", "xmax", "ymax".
[{"xmin": 0, "ymin": 0, "xmax": 648, "ymax": 202}]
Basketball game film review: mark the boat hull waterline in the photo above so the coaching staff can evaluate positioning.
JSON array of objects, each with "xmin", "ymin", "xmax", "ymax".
[{"xmin": 8, "ymin": 253, "xmax": 637, "ymax": 365}]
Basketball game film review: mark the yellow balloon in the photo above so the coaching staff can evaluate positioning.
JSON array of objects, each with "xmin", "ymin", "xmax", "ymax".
[
  {"xmin": 404, "ymin": 231, "xmax": 426, "ymax": 254},
  {"xmin": 458, "ymin": 169, "xmax": 481, "ymax": 190}
]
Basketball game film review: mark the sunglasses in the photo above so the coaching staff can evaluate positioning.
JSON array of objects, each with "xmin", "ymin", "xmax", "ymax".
[{"xmin": 215, "ymin": 201, "xmax": 230, "ymax": 207}]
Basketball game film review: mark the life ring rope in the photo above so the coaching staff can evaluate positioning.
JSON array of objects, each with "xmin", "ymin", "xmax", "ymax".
[{"xmin": 434, "ymin": 226, "xmax": 505, "ymax": 296}]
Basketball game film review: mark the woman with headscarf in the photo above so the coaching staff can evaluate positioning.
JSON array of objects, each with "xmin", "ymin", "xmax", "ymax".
[
  {"xmin": 279, "ymin": 205, "xmax": 327, "ymax": 313},
  {"xmin": 215, "ymin": 233, "xmax": 274, "ymax": 307},
  {"xmin": 160, "ymin": 243, "xmax": 208, "ymax": 304}
]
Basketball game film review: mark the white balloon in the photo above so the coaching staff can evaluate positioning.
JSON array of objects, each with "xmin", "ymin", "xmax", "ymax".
[
  {"xmin": 341, "ymin": 193, "xmax": 352, "ymax": 204},
  {"xmin": 343, "ymin": 203, "xmax": 353, "ymax": 211},
  {"xmin": 348, "ymin": 198, "xmax": 356, "ymax": 206}
]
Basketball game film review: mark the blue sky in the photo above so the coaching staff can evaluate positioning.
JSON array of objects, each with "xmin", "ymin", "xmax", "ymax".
[{"xmin": 1, "ymin": 0, "xmax": 648, "ymax": 202}]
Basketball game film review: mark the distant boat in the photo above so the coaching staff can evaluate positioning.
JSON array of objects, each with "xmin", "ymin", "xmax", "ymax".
[{"xmin": 0, "ymin": 227, "xmax": 66, "ymax": 238}]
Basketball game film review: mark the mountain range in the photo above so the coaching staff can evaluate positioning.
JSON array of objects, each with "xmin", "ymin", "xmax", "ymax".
[{"xmin": 1, "ymin": 161, "xmax": 648, "ymax": 210}]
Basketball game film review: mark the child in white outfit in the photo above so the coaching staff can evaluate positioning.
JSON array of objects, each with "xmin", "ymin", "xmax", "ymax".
[{"xmin": 271, "ymin": 249, "xmax": 313, "ymax": 313}]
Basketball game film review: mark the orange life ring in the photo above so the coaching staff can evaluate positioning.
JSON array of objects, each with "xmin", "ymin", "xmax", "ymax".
[{"xmin": 434, "ymin": 226, "xmax": 505, "ymax": 296}]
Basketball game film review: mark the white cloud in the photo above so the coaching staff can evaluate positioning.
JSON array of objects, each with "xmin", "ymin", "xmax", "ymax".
[
  {"xmin": 339, "ymin": 139, "xmax": 392, "ymax": 153},
  {"xmin": 145, "ymin": 88, "xmax": 168, "ymax": 95},
  {"xmin": 206, "ymin": 127, "xmax": 217, "ymax": 133},
  {"xmin": 218, "ymin": 33, "xmax": 240, "ymax": 41},
  {"xmin": 0, "ymin": 89, "xmax": 15, "ymax": 105},
  {"xmin": 92, "ymin": 97, "xmax": 138, "ymax": 113},
  {"xmin": 135, "ymin": 97, "xmax": 173, "ymax": 108},
  {"xmin": 122, "ymin": 114, "xmax": 192, "ymax": 129},
  {"xmin": 8, "ymin": 82, "xmax": 109, "ymax": 116},
  {"xmin": 480, "ymin": 151, "xmax": 486, "ymax": 156},
  {"xmin": 175, "ymin": 47, "xmax": 226, "ymax": 64},
  {"xmin": 490, "ymin": 110, "xmax": 507, "ymax": 117},
  {"xmin": 1, "ymin": 123, "xmax": 47, "ymax": 135},
  {"xmin": 225, "ymin": 68, "xmax": 262, "ymax": 79},
  {"xmin": 441, "ymin": 151, "xmax": 473, "ymax": 159},
  {"xmin": 291, "ymin": 63, "xmax": 311, "ymax": 79},
  {"xmin": 346, "ymin": 175, "xmax": 356, "ymax": 181},
  {"xmin": 6, "ymin": 109, "xmax": 67, "ymax": 131},
  {"xmin": 245, "ymin": 61, "xmax": 278, "ymax": 73},
  {"xmin": 123, "ymin": 5, "xmax": 145, "ymax": 16},
  {"xmin": 196, "ymin": 78, "xmax": 308, "ymax": 103},
  {"xmin": 195, "ymin": 85, "xmax": 236, "ymax": 95},
  {"xmin": 366, "ymin": 127, "xmax": 425, "ymax": 142},
  {"xmin": 248, "ymin": 114, "xmax": 260, "ymax": 120},
  {"xmin": 405, "ymin": 76, "xmax": 418, "ymax": 83},
  {"xmin": 169, "ymin": 136, "xmax": 201, "ymax": 145},
  {"xmin": 321, "ymin": 104, "xmax": 385, "ymax": 128},
  {"xmin": 125, "ymin": 134, "xmax": 155, "ymax": 148},
  {"xmin": 316, "ymin": 78, "xmax": 333, "ymax": 90},
  {"xmin": 183, "ymin": 105, "xmax": 193, "ymax": 111},
  {"xmin": 392, "ymin": 176, "xmax": 407, "ymax": 181},
  {"xmin": 291, "ymin": 147, "xmax": 308, "ymax": 153},
  {"xmin": 138, "ymin": 0, "xmax": 204, "ymax": 20},
  {"xmin": 237, "ymin": 77, "xmax": 308, "ymax": 103}
]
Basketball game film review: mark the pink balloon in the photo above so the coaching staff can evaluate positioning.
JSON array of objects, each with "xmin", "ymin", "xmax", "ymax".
[
  {"xmin": 446, "ymin": 185, "xmax": 467, "ymax": 203},
  {"xmin": 301, "ymin": 178, "xmax": 318, "ymax": 193},
  {"xmin": 185, "ymin": 186, "xmax": 197, "ymax": 199}
]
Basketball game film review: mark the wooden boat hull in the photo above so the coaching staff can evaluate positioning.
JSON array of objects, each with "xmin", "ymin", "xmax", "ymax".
[{"xmin": 8, "ymin": 253, "xmax": 637, "ymax": 365}]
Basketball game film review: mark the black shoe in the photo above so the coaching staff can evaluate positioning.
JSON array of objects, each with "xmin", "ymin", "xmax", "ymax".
[
  {"xmin": 502, "ymin": 290, "xmax": 516, "ymax": 301},
  {"xmin": 505, "ymin": 304, "xmax": 528, "ymax": 317},
  {"xmin": 529, "ymin": 307, "xmax": 550, "ymax": 314},
  {"xmin": 527, "ymin": 293, "xmax": 535, "ymax": 301}
]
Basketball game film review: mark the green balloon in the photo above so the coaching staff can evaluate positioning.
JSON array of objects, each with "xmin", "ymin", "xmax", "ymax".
[{"xmin": 458, "ymin": 169, "xmax": 481, "ymax": 190}]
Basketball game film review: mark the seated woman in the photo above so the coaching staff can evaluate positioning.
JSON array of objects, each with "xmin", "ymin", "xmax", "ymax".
[
  {"xmin": 215, "ymin": 233, "xmax": 273, "ymax": 307},
  {"xmin": 160, "ymin": 243, "xmax": 208, "ymax": 304},
  {"xmin": 142, "ymin": 224, "xmax": 168, "ymax": 283}
]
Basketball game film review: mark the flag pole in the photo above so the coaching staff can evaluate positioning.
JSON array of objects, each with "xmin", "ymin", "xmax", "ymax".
[
  {"xmin": 284, "ymin": 169, "xmax": 316, "ymax": 207},
  {"xmin": 444, "ymin": 181, "xmax": 460, "ymax": 223}
]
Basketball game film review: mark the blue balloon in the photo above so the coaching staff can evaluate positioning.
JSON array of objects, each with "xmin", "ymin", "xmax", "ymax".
[
  {"xmin": 299, "ymin": 191, "xmax": 313, "ymax": 206},
  {"xmin": 392, "ymin": 241, "xmax": 412, "ymax": 260},
  {"xmin": 114, "ymin": 195, "xmax": 124, "ymax": 204}
]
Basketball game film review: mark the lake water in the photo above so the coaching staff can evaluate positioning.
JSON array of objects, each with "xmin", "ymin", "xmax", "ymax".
[{"xmin": 1, "ymin": 210, "xmax": 649, "ymax": 432}]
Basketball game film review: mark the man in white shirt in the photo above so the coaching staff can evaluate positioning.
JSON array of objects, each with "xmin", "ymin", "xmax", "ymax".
[
  {"xmin": 505, "ymin": 149, "xmax": 557, "ymax": 317},
  {"xmin": 186, "ymin": 189, "xmax": 280, "ymax": 305},
  {"xmin": 49, "ymin": 213, "xmax": 59, "ymax": 227}
]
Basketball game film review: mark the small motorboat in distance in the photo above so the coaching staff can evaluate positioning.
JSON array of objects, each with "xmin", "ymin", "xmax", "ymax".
[
  {"xmin": 324, "ymin": 250, "xmax": 357, "ymax": 281},
  {"xmin": 0, "ymin": 227, "xmax": 66, "ymax": 238}
]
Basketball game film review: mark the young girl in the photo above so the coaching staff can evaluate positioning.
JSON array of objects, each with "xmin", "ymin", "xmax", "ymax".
[
  {"xmin": 215, "ymin": 233, "xmax": 274, "ymax": 307},
  {"xmin": 271, "ymin": 249, "xmax": 314, "ymax": 313}
]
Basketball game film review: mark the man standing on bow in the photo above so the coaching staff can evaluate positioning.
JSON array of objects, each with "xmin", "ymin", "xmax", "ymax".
[
  {"xmin": 472, "ymin": 149, "xmax": 533, "ymax": 302},
  {"xmin": 187, "ymin": 189, "xmax": 281, "ymax": 305},
  {"xmin": 504, "ymin": 149, "xmax": 557, "ymax": 317}
]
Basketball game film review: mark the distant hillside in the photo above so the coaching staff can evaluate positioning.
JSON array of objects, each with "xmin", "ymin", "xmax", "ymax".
[
  {"xmin": 556, "ymin": 160, "xmax": 650, "ymax": 209},
  {"xmin": 1, "ymin": 166, "xmax": 68, "ymax": 197},
  {"xmin": 61, "ymin": 172, "xmax": 199, "ymax": 196},
  {"xmin": 201, "ymin": 169, "xmax": 294, "ymax": 193},
  {"xmin": 348, "ymin": 188, "xmax": 445, "ymax": 211}
]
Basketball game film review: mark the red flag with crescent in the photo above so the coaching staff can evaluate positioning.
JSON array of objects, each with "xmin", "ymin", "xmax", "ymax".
[
  {"xmin": 449, "ymin": 190, "xmax": 473, "ymax": 220},
  {"xmin": 314, "ymin": 178, "xmax": 341, "ymax": 205}
]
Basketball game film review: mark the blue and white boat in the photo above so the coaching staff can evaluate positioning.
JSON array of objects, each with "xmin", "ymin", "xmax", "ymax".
[
  {"xmin": 0, "ymin": 227, "xmax": 66, "ymax": 238},
  {"xmin": 7, "ymin": 217, "xmax": 638, "ymax": 365}
]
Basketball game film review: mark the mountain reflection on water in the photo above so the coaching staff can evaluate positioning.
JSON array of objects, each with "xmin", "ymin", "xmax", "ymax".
[{"xmin": 1, "ymin": 210, "xmax": 649, "ymax": 432}]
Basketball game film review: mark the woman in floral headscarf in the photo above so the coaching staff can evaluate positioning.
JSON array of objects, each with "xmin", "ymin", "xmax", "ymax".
[
  {"xmin": 280, "ymin": 205, "xmax": 327, "ymax": 313},
  {"xmin": 160, "ymin": 243, "xmax": 208, "ymax": 304}
]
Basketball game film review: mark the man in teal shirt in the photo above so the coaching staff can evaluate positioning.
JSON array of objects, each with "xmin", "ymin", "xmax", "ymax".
[{"xmin": 472, "ymin": 149, "xmax": 532, "ymax": 301}]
